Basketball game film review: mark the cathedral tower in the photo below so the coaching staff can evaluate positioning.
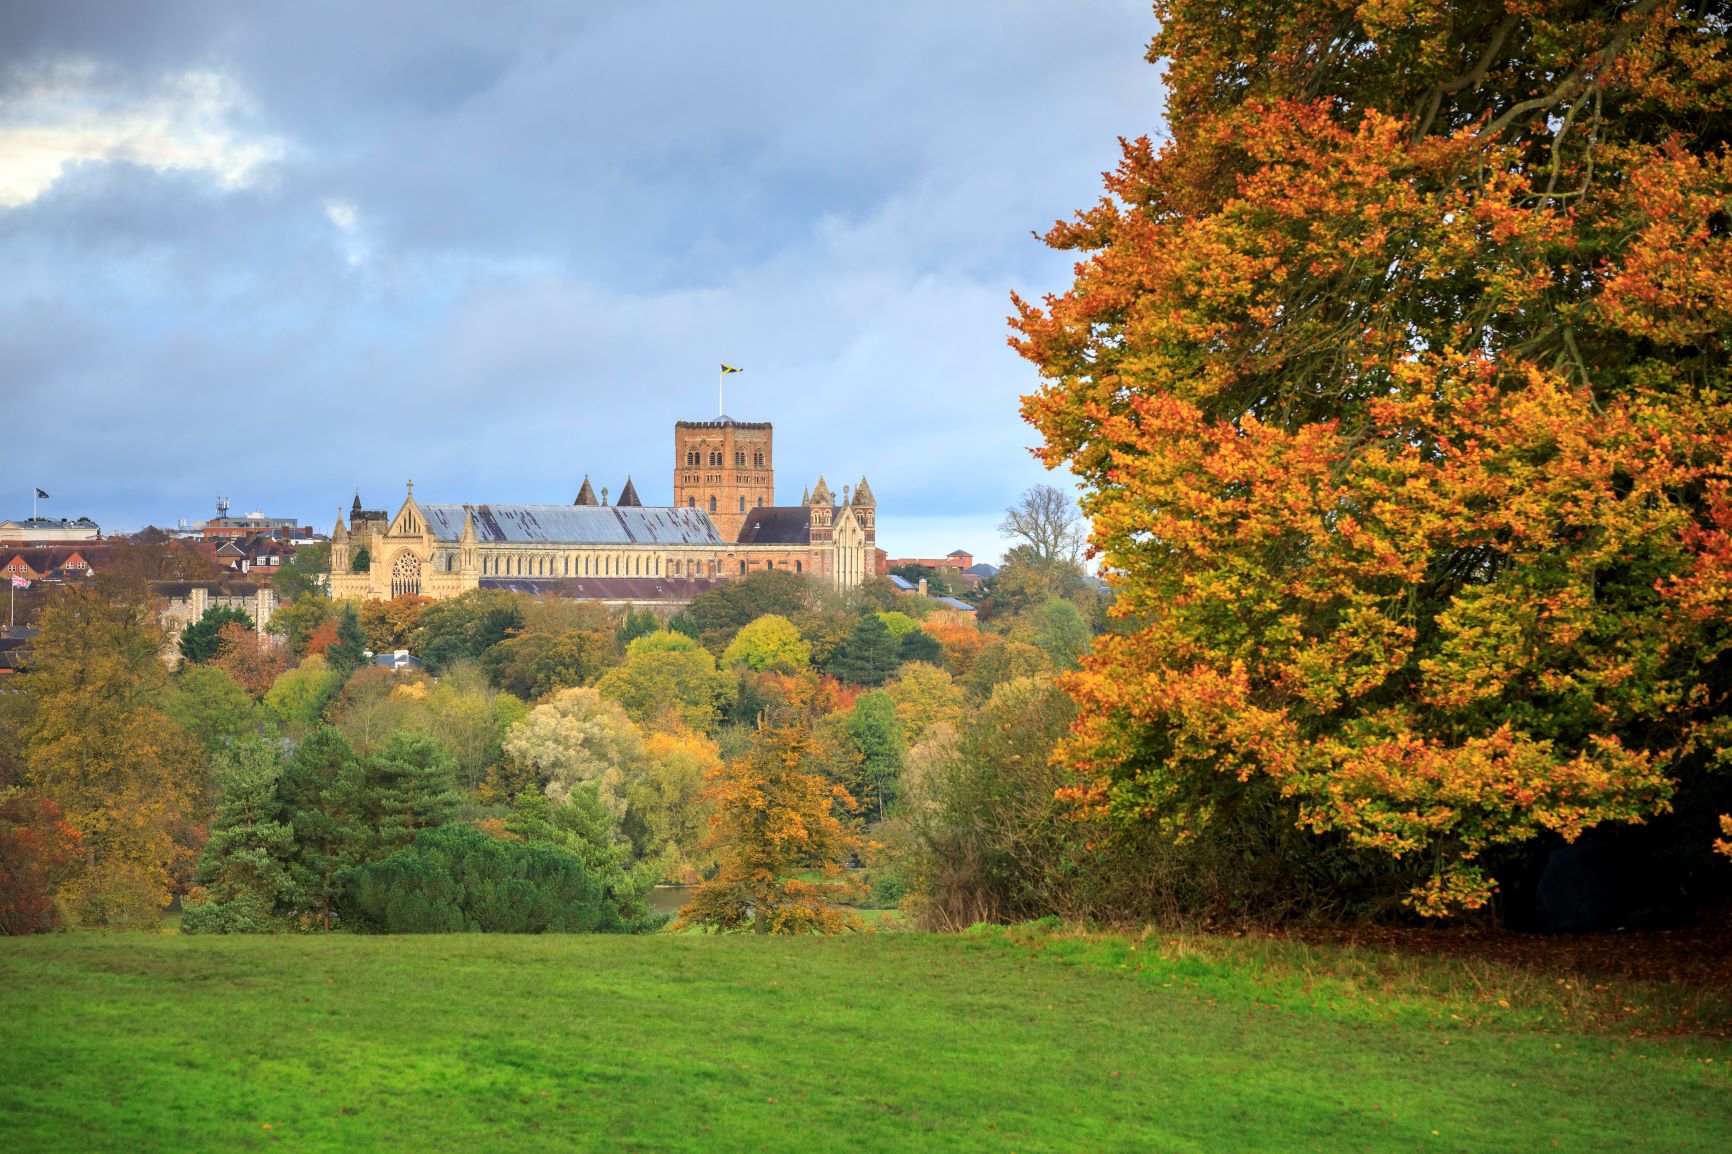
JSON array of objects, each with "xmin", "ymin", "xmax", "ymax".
[{"xmin": 674, "ymin": 417, "xmax": 774, "ymax": 541}]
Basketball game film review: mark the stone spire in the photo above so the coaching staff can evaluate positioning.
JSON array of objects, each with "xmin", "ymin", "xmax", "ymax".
[
  {"xmin": 351, "ymin": 489, "xmax": 363, "ymax": 516},
  {"xmin": 809, "ymin": 475, "xmax": 833, "ymax": 507},
  {"xmin": 332, "ymin": 510, "xmax": 349, "ymax": 542},
  {"xmin": 852, "ymin": 475, "xmax": 875, "ymax": 506},
  {"xmin": 800, "ymin": 485, "xmax": 810, "ymax": 505},
  {"xmin": 460, "ymin": 507, "xmax": 477, "ymax": 544},
  {"xmin": 574, "ymin": 475, "xmax": 598, "ymax": 506},
  {"xmin": 616, "ymin": 476, "xmax": 641, "ymax": 507}
]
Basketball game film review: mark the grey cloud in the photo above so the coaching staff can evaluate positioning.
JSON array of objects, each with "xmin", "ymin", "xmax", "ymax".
[{"xmin": 0, "ymin": 1, "xmax": 1160, "ymax": 561}]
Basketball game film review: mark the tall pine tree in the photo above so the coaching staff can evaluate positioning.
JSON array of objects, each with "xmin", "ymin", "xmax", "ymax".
[
  {"xmin": 277, "ymin": 725, "xmax": 367, "ymax": 931},
  {"xmin": 182, "ymin": 738, "xmax": 295, "ymax": 933}
]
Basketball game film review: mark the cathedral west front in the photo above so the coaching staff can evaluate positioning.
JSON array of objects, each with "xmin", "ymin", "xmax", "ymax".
[{"xmin": 327, "ymin": 415, "xmax": 878, "ymax": 606}]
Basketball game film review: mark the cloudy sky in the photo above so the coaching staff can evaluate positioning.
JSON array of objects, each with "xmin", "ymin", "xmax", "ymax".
[{"xmin": 0, "ymin": 2, "xmax": 1164, "ymax": 562}]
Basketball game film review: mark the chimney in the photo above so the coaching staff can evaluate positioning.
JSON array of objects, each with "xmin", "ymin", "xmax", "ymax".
[{"xmin": 917, "ymin": 578, "xmax": 928, "ymax": 597}]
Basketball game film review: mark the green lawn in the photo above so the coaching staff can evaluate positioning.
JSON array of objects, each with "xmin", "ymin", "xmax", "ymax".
[{"xmin": 1, "ymin": 928, "xmax": 1727, "ymax": 1153}]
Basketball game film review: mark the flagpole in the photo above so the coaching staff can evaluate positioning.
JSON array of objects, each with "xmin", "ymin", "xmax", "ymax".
[{"xmin": 719, "ymin": 366, "xmax": 724, "ymax": 417}]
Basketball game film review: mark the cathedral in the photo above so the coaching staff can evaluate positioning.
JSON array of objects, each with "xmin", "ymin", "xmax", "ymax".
[{"xmin": 327, "ymin": 416, "xmax": 877, "ymax": 605}]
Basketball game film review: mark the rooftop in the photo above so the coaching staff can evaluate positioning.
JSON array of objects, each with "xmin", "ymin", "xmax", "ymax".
[{"xmin": 419, "ymin": 503, "xmax": 724, "ymax": 547}]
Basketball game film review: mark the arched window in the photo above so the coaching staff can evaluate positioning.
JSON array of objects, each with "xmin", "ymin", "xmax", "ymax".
[
  {"xmin": 739, "ymin": 497, "xmax": 745, "ymax": 513},
  {"xmin": 735, "ymin": 451, "xmax": 745, "ymax": 467},
  {"xmin": 757, "ymin": 498, "xmax": 763, "ymax": 508},
  {"xmin": 753, "ymin": 451, "xmax": 764, "ymax": 467},
  {"xmin": 390, "ymin": 551, "xmax": 422, "ymax": 598},
  {"xmin": 709, "ymin": 496, "xmax": 717, "ymax": 513},
  {"xmin": 795, "ymin": 561, "xmax": 802, "ymax": 574},
  {"xmin": 687, "ymin": 497, "xmax": 695, "ymax": 507}
]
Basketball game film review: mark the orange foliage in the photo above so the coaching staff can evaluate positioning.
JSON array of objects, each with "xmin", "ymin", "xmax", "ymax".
[
  {"xmin": 0, "ymin": 790, "xmax": 83, "ymax": 934},
  {"xmin": 213, "ymin": 622, "xmax": 291, "ymax": 699},
  {"xmin": 1013, "ymin": 3, "xmax": 1732, "ymax": 913},
  {"xmin": 303, "ymin": 618, "xmax": 339, "ymax": 658},
  {"xmin": 923, "ymin": 621, "xmax": 988, "ymax": 678},
  {"xmin": 674, "ymin": 725, "xmax": 865, "ymax": 934}
]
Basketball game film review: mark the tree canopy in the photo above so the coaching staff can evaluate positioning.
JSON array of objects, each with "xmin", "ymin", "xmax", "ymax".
[{"xmin": 1013, "ymin": 0, "xmax": 1732, "ymax": 913}]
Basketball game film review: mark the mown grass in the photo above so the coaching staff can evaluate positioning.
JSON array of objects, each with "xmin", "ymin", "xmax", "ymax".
[{"xmin": 1, "ymin": 929, "xmax": 1728, "ymax": 1153}]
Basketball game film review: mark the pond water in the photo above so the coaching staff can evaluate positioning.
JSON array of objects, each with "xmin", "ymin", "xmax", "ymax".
[{"xmin": 648, "ymin": 886, "xmax": 694, "ymax": 918}]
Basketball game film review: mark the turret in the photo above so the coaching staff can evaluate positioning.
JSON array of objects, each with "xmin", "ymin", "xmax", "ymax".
[
  {"xmin": 330, "ymin": 509, "xmax": 350, "ymax": 571},
  {"xmin": 809, "ymin": 475, "xmax": 834, "ymax": 545},
  {"xmin": 852, "ymin": 475, "xmax": 875, "ymax": 544},
  {"xmin": 459, "ymin": 506, "xmax": 479, "ymax": 575},
  {"xmin": 575, "ymin": 476, "xmax": 598, "ymax": 506},
  {"xmin": 616, "ymin": 476, "xmax": 641, "ymax": 507}
]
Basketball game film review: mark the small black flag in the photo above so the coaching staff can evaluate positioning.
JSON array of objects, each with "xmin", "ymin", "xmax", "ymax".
[{"xmin": 34, "ymin": 488, "xmax": 49, "ymax": 499}]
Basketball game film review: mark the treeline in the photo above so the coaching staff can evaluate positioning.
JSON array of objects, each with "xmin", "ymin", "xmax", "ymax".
[{"xmin": 1, "ymin": 527, "xmax": 1123, "ymax": 934}]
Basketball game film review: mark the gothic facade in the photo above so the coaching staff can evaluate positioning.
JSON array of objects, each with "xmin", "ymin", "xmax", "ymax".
[{"xmin": 327, "ymin": 416, "xmax": 876, "ymax": 605}]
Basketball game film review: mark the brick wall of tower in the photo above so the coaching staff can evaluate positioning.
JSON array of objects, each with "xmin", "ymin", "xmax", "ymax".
[{"xmin": 673, "ymin": 420, "xmax": 775, "ymax": 541}]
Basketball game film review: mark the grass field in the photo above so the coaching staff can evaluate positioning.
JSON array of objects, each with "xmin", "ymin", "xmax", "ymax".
[{"xmin": 2, "ymin": 926, "xmax": 1729, "ymax": 1153}]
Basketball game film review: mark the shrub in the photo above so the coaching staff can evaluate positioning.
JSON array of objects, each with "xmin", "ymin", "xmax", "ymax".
[{"xmin": 342, "ymin": 824, "xmax": 634, "ymax": 934}]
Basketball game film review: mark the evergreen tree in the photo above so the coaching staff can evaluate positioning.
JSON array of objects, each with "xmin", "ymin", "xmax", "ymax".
[
  {"xmin": 507, "ymin": 786, "xmax": 658, "ymax": 927},
  {"xmin": 362, "ymin": 730, "xmax": 463, "ymax": 854},
  {"xmin": 846, "ymin": 690, "xmax": 905, "ymax": 821},
  {"xmin": 276, "ymin": 725, "xmax": 368, "ymax": 931},
  {"xmin": 342, "ymin": 824, "xmax": 631, "ymax": 934},
  {"xmin": 325, "ymin": 605, "xmax": 369, "ymax": 675},
  {"xmin": 181, "ymin": 738, "xmax": 295, "ymax": 933},
  {"xmin": 898, "ymin": 628, "xmax": 943, "ymax": 666},
  {"xmin": 178, "ymin": 605, "xmax": 254, "ymax": 664},
  {"xmin": 617, "ymin": 607, "xmax": 661, "ymax": 647},
  {"xmin": 825, "ymin": 614, "xmax": 901, "ymax": 687}
]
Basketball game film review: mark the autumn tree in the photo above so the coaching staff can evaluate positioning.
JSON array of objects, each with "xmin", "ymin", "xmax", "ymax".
[
  {"xmin": 332, "ymin": 666, "xmax": 428, "ymax": 755},
  {"xmin": 483, "ymin": 628, "xmax": 613, "ymax": 700},
  {"xmin": 721, "ymin": 614, "xmax": 812, "ymax": 673},
  {"xmin": 624, "ymin": 730, "xmax": 722, "ymax": 881},
  {"xmin": 596, "ymin": 631, "xmax": 731, "ymax": 733},
  {"xmin": 1012, "ymin": 1, "xmax": 1732, "ymax": 914},
  {"xmin": 0, "ymin": 789, "xmax": 81, "ymax": 934},
  {"xmin": 267, "ymin": 594, "xmax": 334, "ymax": 655},
  {"xmin": 923, "ymin": 620, "xmax": 989, "ymax": 679},
  {"xmin": 263, "ymin": 656, "xmax": 343, "ymax": 734},
  {"xmin": 359, "ymin": 594, "xmax": 432, "ymax": 653},
  {"xmin": 212, "ymin": 621, "xmax": 291, "ymax": 698},
  {"xmin": 502, "ymin": 687, "xmax": 646, "ymax": 809},
  {"xmin": 420, "ymin": 662, "xmax": 527, "ymax": 791},
  {"xmin": 19, "ymin": 586, "xmax": 203, "ymax": 926},
  {"xmin": 675, "ymin": 725, "xmax": 865, "ymax": 935},
  {"xmin": 883, "ymin": 662, "xmax": 966, "ymax": 745}
]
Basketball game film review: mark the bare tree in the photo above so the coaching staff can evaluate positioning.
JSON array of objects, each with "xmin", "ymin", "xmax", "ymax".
[{"xmin": 998, "ymin": 484, "xmax": 1086, "ymax": 566}]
